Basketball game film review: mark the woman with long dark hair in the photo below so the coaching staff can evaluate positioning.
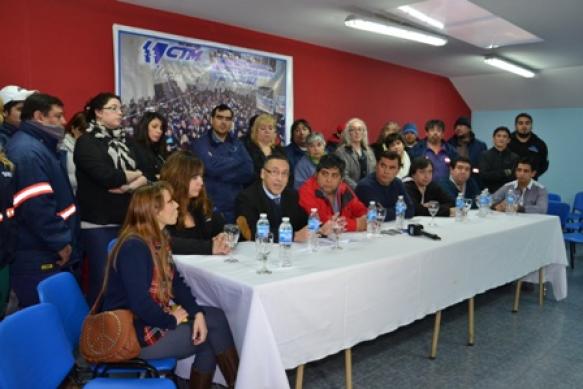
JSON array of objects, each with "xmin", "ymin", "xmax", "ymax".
[
  {"xmin": 160, "ymin": 151, "xmax": 229, "ymax": 255},
  {"xmin": 130, "ymin": 111, "xmax": 169, "ymax": 182},
  {"xmin": 100, "ymin": 182, "xmax": 239, "ymax": 388},
  {"xmin": 74, "ymin": 92, "xmax": 147, "ymax": 304}
]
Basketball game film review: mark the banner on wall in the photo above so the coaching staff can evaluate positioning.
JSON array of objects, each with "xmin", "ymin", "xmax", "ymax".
[{"xmin": 113, "ymin": 24, "xmax": 293, "ymax": 150}]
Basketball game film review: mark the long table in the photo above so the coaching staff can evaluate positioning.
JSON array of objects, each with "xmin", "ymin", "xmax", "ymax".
[{"xmin": 174, "ymin": 212, "xmax": 568, "ymax": 388}]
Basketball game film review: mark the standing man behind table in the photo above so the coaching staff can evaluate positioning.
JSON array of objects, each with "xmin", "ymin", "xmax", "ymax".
[
  {"xmin": 479, "ymin": 126, "xmax": 519, "ymax": 193},
  {"xmin": 509, "ymin": 113, "xmax": 549, "ymax": 179},
  {"xmin": 191, "ymin": 104, "xmax": 254, "ymax": 223},
  {"xmin": 6, "ymin": 93, "xmax": 81, "ymax": 307}
]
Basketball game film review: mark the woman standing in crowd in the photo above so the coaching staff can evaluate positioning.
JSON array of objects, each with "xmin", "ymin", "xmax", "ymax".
[
  {"xmin": 294, "ymin": 132, "xmax": 327, "ymax": 190},
  {"xmin": 60, "ymin": 112, "xmax": 89, "ymax": 193},
  {"xmin": 74, "ymin": 92, "xmax": 147, "ymax": 304},
  {"xmin": 371, "ymin": 121, "xmax": 400, "ymax": 160},
  {"xmin": 385, "ymin": 133, "xmax": 411, "ymax": 179},
  {"xmin": 160, "ymin": 151, "xmax": 230, "ymax": 255},
  {"xmin": 101, "ymin": 182, "xmax": 238, "ymax": 388},
  {"xmin": 245, "ymin": 113, "xmax": 287, "ymax": 179},
  {"xmin": 130, "ymin": 111, "xmax": 169, "ymax": 182},
  {"xmin": 334, "ymin": 118, "xmax": 376, "ymax": 188}
]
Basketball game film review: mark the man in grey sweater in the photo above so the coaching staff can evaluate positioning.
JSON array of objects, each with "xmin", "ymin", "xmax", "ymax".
[{"xmin": 491, "ymin": 157, "xmax": 548, "ymax": 214}]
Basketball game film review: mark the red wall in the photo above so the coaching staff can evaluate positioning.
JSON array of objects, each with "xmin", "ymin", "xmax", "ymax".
[{"xmin": 0, "ymin": 0, "xmax": 469, "ymax": 139}]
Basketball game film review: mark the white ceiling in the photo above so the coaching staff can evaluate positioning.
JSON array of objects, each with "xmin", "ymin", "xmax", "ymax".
[{"xmin": 120, "ymin": 0, "xmax": 583, "ymax": 111}]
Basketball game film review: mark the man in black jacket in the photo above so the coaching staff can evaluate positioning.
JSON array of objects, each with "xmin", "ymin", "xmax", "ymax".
[
  {"xmin": 509, "ymin": 113, "xmax": 549, "ymax": 179},
  {"xmin": 479, "ymin": 126, "xmax": 519, "ymax": 193},
  {"xmin": 236, "ymin": 154, "xmax": 308, "ymax": 242}
]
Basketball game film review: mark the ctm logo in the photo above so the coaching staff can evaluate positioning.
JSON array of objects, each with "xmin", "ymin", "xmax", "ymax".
[{"xmin": 142, "ymin": 40, "xmax": 203, "ymax": 65}]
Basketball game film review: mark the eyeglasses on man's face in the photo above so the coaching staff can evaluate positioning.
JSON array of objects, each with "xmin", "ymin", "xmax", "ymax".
[{"xmin": 263, "ymin": 168, "xmax": 289, "ymax": 178}]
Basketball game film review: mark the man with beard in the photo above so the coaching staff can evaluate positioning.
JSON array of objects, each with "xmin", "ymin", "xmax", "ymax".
[{"xmin": 509, "ymin": 113, "xmax": 549, "ymax": 179}]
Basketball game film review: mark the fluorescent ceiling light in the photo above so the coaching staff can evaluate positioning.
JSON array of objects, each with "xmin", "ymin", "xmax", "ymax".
[
  {"xmin": 397, "ymin": 5, "xmax": 444, "ymax": 30},
  {"xmin": 344, "ymin": 15, "xmax": 447, "ymax": 47},
  {"xmin": 484, "ymin": 56, "xmax": 535, "ymax": 78}
]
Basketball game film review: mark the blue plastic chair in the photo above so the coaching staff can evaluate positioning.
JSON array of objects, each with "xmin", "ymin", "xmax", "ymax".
[
  {"xmin": 548, "ymin": 192, "xmax": 562, "ymax": 202},
  {"xmin": 547, "ymin": 201, "xmax": 569, "ymax": 229},
  {"xmin": 567, "ymin": 191, "xmax": 583, "ymax": 222},
  {"xmin": 0, "ymin": 303, "xmax": 175, "ymax": 389},
  {"xmin": 37, "ymin": 272, "xmax": 176, "ymax": 376},
  {"xmin": 547, "ymin": 201, "xmax": 582, "ymax": 269}
]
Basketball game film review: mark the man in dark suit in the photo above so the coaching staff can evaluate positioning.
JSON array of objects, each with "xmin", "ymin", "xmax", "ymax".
[{"xmin": 236, "ymin": 154, "xmax": 308, "ymax": 242}]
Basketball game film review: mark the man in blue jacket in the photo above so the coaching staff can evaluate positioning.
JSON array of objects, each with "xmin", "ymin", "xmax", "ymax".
[
  {"xmin": 191, "ymin": 104, "xmax": 254, "ymax": 223},
  {"xmin": 6, "ymin": 93, "xmax": 81, "ymax": 307},
  {"xmin": 409, "ymin": 119, "xmax": 458, "ymax": 182},
  {"xmin": 438, "ymin": 156, "xmax": 480, "ymax": 208},
  {"xmin": 447, "ymin": 117, "xmax": 487, "ymax": 168},
  {"xmin": 355, "ymin": 151, "xmax": 414, "ymax": 221}
]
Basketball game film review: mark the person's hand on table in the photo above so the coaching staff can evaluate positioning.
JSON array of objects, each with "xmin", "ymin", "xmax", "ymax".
[
  {"xmin": 494, "ymin": 202, "xmax": 506, "ymax": 212},
  {"xmin": 293, "ymin": 226, "xmax": 310, "ymax": 242},
  {"xmin": 212, "ymin": 233, "xmax": 230, "ymax": 255}
]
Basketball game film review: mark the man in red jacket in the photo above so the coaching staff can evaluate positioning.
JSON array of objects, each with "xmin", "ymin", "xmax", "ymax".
[{"xmin": 299, "ymin": 154, "xmax": 367, "ymax": 233}]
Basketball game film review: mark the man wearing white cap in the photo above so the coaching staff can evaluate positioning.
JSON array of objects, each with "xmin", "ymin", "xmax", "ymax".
[{"xmin": 0, "ymin": 85, "xmax": 36, "ymax": 148}]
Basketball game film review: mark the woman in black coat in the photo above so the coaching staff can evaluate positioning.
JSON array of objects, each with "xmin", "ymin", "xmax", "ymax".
[
  {"xmin": 129, "ymin": 111, "xmax": 169, "ymax": 182},
  {"xmin": 160, "ymin": 151, "xmax": 230, "ymax": 255}
]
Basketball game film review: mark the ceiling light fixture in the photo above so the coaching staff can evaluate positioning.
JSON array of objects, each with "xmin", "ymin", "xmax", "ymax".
[
  {"xmin": 344, "ymin": 15, "xmax": 447, "ymax": 47},
  {"xmin": 483, "ymin": 56, "xmax": 535, "ymax": 78},
  {"xmin": 397, "ymin": 5, "xmax": 445, "ymax": 30}
]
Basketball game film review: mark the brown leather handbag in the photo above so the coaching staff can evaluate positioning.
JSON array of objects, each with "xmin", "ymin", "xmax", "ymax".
[{"xmin": 79, "ymin": 294, "xmax": 141, "ymax": 363}]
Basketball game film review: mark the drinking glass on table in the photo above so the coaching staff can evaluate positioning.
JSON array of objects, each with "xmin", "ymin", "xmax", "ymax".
[
  {"xmin": 331, "ymin": 215, "xmax": 347, "ymax": 250},
  {"xmin": 375, "ymin": 205, "xmax": 387, "ymax": 236},
  {"xmin": 427, "ymin": 201, "xmax": 439, "ymax": 226},
  {"xmin": 463, "ymin": 198, "xmax": 473, "ymax": 221},
  {"xmin": 223, "ymin": 224, "xmax": 240, "ymax": 263},
  {"xmin": 255, "ymin": 232, "xmax": 274, "ymax": 274}
]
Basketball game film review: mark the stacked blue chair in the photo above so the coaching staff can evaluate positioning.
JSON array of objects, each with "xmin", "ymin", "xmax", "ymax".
[
  {"xmin": 0, "ymin": 303, "xmax": 175, "ymax": 389},
  {"xmin": 548, "ymin": 192, "xmax": 562, "ymax": 202},
  {"xmin": 567, "ymin": 192, "xmax": 583, "ymax": 223},
  {"xmin": 547, "ymin": 200, "xmax": 582, "ymax": 268},
  {"xmin": 37, "ymin": 272, "xmax": 176, "ymax": 377}
]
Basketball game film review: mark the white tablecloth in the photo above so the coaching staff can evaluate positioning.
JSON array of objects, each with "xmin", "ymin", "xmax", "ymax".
[{"xmin": 174, "ymin": 212, "xmax": 568, "ymax": 388}]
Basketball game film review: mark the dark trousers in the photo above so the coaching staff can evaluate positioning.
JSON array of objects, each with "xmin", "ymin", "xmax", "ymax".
[
  {"xmin": 81, "ymin": 226, "xmax": 119, "ymax": 305},
  {"xmin": 139, "ymin": 306, "xmax": 234, "ymax": 374},
  {"xmin": 11, "ymin": 264, "xmax": 80, "ymax": 308}
]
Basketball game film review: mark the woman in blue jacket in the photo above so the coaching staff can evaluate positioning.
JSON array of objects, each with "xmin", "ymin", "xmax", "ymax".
[{"xmin": 100, "ymin": 182, "xmax": 239, "ymax": 388}]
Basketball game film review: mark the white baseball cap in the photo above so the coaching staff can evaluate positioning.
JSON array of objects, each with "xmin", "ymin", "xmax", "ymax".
[{"xmin": 0, "ymin": 85, "xmax": 37, "ymax": 105}]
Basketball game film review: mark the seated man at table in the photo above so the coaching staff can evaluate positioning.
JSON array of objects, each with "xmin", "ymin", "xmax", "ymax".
[
  {"xmin": 491, "ymin": 157, "xmax": 548, "ymax": 214},
  {"xmin": 299, "ymin": 154, "xmax": 367, "ymax": 232},
  {"xmin": 404, "ymin": 157, "xmax": 455, "ymax": 217},
  {"xmin": 438, "ymin": 156, "xmax": 480, "ymax": 208},
  {"xmin": 235, "ymin": 154, "xmax": 309, "ymax": 242},
  {"xmin": 355, "ymin": 151, "xmax": 415, "ymax": 221}
]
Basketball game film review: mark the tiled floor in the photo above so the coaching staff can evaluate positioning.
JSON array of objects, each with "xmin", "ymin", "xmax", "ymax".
[{"xmin": 286, "ymin": 258, "xmax": 582, "ymax": 388}]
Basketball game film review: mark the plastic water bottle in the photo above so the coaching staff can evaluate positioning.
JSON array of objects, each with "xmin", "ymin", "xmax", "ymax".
[
  {"xmin": 395, "ymin": 195, "xmax": 407, "ymax": 230},
  {"xmin": 485, "ymin": 189, "xmax": 492, "ymax": 212},
  {"xmin": 505, "ymin": 189, "xmax": 517, "ymax": 215},
  {"xmin": 478, "ymin": 190, "xmax": 488, "ymax": 217},
  {"xmin": 455, "ymin": 193, "xmax": 464, "ymax": 221},
  {"xmin": 256, "ymin": 213, "xmax": 270, "ymax": 239},
  {"xmin": 279, "ymin": 217, "xmax": 293, "ymax": 267},
  {"xmin": 367, "ymin": 201, "xmax": 377, "ymax": 238},
  {"xmin": 307, "ymin": 208, "xmax": 320, "ymax": 252}
]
